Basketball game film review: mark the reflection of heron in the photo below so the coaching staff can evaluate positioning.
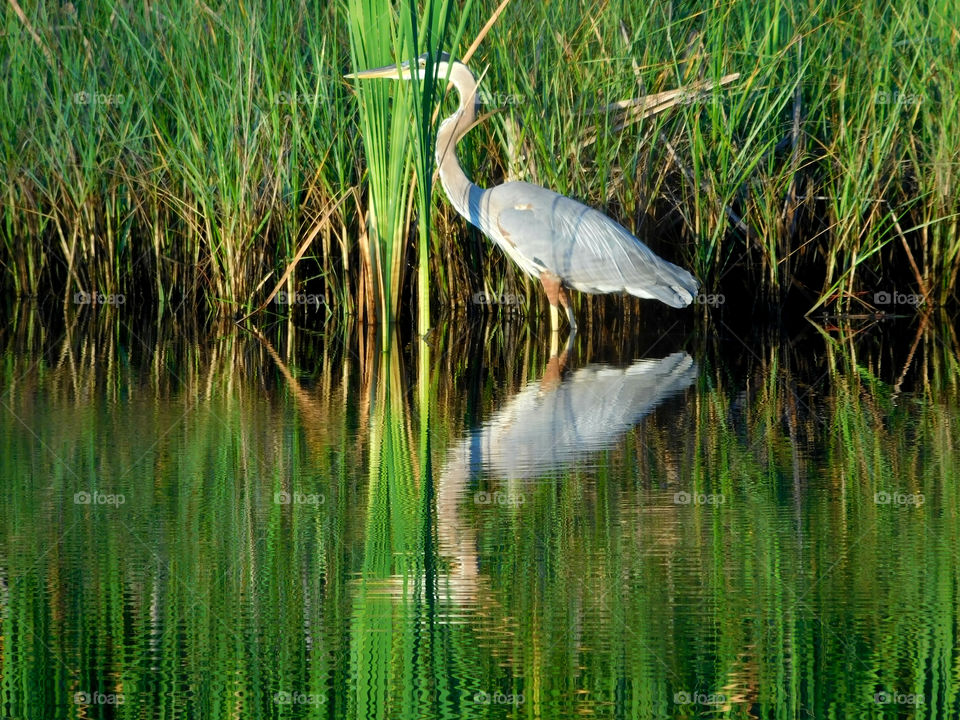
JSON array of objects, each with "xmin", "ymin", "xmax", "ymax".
[
  {"xmin": 347, "ymin": 54, "xmax": 699, "ymax": 334},
  {"xmin": 436, "ymin": 352, "xmax": 697, "ymax": 601}
]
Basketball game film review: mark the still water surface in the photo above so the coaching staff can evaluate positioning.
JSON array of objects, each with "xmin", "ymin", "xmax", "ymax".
[{"xmin": 1, "ymin": 310, "xmax": 958, "ymax": 719}]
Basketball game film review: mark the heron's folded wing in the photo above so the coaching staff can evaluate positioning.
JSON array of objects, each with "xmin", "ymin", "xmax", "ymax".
[{"xmin": 491, "ymin": 182, "xmax": 698, "ymax": 307}]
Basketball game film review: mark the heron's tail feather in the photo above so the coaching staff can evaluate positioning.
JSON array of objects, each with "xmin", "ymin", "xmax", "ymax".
[{"xmin": 625, "ymin": 258, "xmax": 699, "ymax": 308}]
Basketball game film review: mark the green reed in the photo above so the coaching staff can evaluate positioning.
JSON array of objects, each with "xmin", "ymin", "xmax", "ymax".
[
  {"xmin": 1, "ymin": 0, "xmax": 958, "ymax": 318},
  {"xmin": 346, "ymin": 0, "xmax": 415, "ymax": 336},
  {"xmin": 403, "ymin": 0, "xmax": 464, "ymax": 334}
]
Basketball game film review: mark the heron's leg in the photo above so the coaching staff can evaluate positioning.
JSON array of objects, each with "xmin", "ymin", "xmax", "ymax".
[
  {"xmin": 538, "ymin": 271, "xmax": 562, "ymax": 336},
  {"xmin": 558, "ymin": 286, "xmax": 577, "ymax": 333},
  {"xmin": 540, "ymin": 333, "xmax": 572, "ymax": 392},
  {"xmin": 541, "ymin": 354, "xmax": 561, "ymax": 389}
]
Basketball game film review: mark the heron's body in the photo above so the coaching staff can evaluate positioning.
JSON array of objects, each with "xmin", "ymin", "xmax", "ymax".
[
  {"xmin": 349, "ymin": 53, "xmax": 699, "ymax": 333},
  {"xmin": 477, "ymin": 181, "xmax": 696, "ymax": 307}
]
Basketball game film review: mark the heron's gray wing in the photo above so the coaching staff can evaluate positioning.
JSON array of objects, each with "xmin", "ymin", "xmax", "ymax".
[
  {"xmin": 487, "ymin": 182, "xmax": 698, "ymax": 307},
  {"xmin": 471, "ymin": 352, "xmax": 697, "ymax": 479}
]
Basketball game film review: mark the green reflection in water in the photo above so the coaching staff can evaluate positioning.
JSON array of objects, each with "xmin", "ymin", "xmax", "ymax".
[{"xmin": 0, "ymin": 309, "xmax": 958, "ymax": 719}]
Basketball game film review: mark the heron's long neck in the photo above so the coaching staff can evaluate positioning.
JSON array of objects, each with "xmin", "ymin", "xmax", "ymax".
[{"xmin": 436, "ymin": 64, "xmax": 484, "ymax": 227}]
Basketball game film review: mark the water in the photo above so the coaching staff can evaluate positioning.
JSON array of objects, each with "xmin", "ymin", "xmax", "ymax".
[{"xmin": 1, "ymin": 309, "xmax": 958, "ymax": 719}]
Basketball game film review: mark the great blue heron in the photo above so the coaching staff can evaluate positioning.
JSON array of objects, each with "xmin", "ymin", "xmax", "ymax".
[{"xmin": 347, "ymin": 52, "xmax": 700, "ymax": 334}]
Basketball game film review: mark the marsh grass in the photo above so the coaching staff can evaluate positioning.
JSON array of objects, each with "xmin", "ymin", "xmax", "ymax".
[
  {"xmin": 1, "ymin": 0, "xmax": 957, "ymax": 318},
  {"xmin": 346, "ymin": 0, "xmax": 417, "ymax": 337},
  {"xmin": 346, "ymin": 0, "xmax": 465, "ymax": 337}
]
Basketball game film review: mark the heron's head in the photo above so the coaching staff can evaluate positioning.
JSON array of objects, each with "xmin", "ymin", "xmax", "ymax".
[{"xmin": 345, "ymin": 51, "xmax": 452, "ymax": 82}]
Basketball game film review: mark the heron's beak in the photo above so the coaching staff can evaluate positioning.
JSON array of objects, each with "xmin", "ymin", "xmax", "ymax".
[{"xmin": 344, "ymin": 60, "xmax": 411, "ymax": 80}]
